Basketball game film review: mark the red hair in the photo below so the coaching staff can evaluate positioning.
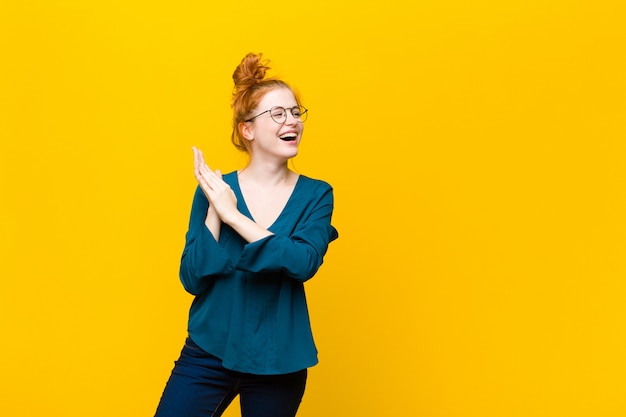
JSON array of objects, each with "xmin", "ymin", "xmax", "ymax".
[{"xmin": 231, "ymin": 53, "xmax": 299, "ymax": 153}]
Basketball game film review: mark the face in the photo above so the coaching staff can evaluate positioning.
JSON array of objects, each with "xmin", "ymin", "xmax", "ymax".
[{"xmin": 243, "ymin": 88, "xmax": 304, "ymax": 161}]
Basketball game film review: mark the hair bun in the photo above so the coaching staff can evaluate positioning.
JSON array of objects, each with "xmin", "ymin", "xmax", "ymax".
[{"xmin": 232, "ymin": 53, "xmax": 272, "ymax": 94}]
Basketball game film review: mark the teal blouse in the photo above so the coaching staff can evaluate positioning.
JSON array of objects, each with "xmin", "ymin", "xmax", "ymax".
[{"xmin": 179, "ymin": 171, "xmax": 338, "ymax": 375}]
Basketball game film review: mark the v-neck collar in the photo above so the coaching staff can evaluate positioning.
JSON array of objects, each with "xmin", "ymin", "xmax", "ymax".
[{"xmin": 229, "ymin": 172, "xmax": 303, "ymax": 231}]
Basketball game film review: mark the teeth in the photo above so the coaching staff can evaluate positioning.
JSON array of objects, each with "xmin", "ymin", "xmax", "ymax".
[{"xmin": 279, "ymin": 133, "xmax": 297, "ymax": 139}]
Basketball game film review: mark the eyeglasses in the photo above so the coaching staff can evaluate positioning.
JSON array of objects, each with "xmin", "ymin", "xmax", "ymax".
[{"xmin": 245, "ymin": 105, "xmax": 308, "ymax": 124}]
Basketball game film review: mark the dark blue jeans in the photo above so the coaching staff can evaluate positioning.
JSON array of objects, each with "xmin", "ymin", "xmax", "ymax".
[{"xmin": 154, "ymin": 337, "xmax": 308, "ymax": 417}]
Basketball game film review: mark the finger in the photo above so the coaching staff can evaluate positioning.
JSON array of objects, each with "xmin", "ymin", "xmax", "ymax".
[
  {"xmin": 194, "ymin": 148, "xmax": 213, "ymax": 181},
  {"xmin": 193, "ymin": 147, "xmax": 225, "ymax": 194},
  {"xmin": 199, "ymin": 162, "xmax": 216, "ymax": 183},
  {"xmin": 204, "ymin": 172, "xmax": 222, "ymax": 191},
  {"xmin": 193, "ymin": 149, "xmax": 215, "ymax": 194},
  {"xmin": 198, "ymin": 148, "xmax": 210, "ymax": 170},
  {"xmin": 197, "ymin": 151, "xmax": 217, "ymax": 180},
  {"xmin": 193, "ymin": 147, "xmax": 207, "ymax": 169},
  {"xmin": 193, "ymin": 147, "xmax": 200, "ymax": 177}
]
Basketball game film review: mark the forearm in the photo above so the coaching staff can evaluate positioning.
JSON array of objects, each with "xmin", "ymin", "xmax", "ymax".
[
  {"xmin": 205, "ymin": 206, "xmax": 221, "ymax": 240},
  {"xmin": 223, "ymin": 212, "xmax": 273, "ymax": 243},
  {"xmin": 236, "ymin": 222, "xmax": 337, "ymax": 281}
]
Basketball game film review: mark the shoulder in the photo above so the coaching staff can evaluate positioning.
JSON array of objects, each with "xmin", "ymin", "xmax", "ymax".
[
  {"xmin": 298, "ymin": 174, "xmax": 334, "ymax": 193},
  {"xmin": 295, "ymin": 175, "xmax": 335, "ymax": 210}
]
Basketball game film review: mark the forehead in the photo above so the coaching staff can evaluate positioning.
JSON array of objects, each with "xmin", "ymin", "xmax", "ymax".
[{"xmin": 257, "ymin": 87, "xmax": 297, "ymax": 109}]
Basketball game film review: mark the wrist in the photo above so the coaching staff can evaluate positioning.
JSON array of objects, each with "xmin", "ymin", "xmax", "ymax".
[{"xmin": 221, "ymin": 211, "xmax": 243, "ymax": 228}]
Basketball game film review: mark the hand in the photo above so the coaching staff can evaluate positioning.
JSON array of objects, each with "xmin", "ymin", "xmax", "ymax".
[{"xmin": 193, "ymin": 146, "xmax": 238, "ymax": 222}]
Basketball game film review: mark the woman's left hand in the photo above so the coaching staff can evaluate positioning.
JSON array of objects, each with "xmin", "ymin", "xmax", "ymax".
[{"xmin": 193, "ymin": 146, "xmax": 238, "ymax": 222}]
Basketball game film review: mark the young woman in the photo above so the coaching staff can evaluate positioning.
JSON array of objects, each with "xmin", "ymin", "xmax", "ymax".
[{"xmin": 154, "ymin": 53, "xmax": 338, "ymax": 417}]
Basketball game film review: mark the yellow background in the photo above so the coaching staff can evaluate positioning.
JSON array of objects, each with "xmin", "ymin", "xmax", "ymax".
[{"xmin": 1, "ymin": 1, "xmax": 625, "ymax": 416}]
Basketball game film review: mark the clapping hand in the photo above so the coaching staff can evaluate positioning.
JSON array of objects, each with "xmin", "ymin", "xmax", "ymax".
[{"xmin": 193, "ymin": 147, "xmax": 238, "ymax": 222}]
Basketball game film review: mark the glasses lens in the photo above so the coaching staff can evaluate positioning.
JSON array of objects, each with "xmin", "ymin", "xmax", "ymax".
[
  {"xmin": 270, "ymin": 107, "xmax": 287, "ymax": 123},
  {"xmin": 294, "ymin": 106, "xmax": 308, "ymax": 123},
  {"xmin": 268, "ymin": 106, "xmax": 308, "ymax": 123}
]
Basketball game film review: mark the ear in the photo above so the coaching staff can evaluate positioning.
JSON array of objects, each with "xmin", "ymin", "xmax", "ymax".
[{"xmin": 239, "ymin": 121, "xmax": 254, "ymax": 141}]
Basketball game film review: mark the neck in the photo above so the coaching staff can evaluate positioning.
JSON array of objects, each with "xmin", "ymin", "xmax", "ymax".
[{"xmin": 239, "ymin": 159, "xmax": 293, "ymax": 187}]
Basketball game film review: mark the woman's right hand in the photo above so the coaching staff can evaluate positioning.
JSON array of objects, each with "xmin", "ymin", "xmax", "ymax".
[{"xmin": 193, "ymin": 146, "xmax": 238, "ymax": 224}]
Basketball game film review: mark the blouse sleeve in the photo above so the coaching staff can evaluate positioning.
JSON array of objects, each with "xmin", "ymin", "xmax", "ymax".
[
  {"xmin": 179, "ymin": 186, "xmax": 235, "ymax": 295},
  {"xmin": 235, "ymin": 184, "xmax": 339, "ymax": 282}
]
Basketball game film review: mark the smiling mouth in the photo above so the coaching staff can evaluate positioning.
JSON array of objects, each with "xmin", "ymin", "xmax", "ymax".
[{"xmin": 279, "ymin": 133, "xmax": 298, "ymax": 141}]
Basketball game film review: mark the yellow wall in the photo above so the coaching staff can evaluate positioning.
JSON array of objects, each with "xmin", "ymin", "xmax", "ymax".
[{"xmin": 1, "ymin": 1, "xmax": 625, "ymax": 416}]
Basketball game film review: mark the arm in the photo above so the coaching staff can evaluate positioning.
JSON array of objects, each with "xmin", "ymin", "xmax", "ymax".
[
  {"xmin": 235, "ymin": 185, "xmax": 338, "ymax": 282},
  {"xmin": 193, "ymin": 146, "xmax": 272, "ymax": 243},
  {"xmin": 191, "ymin": 147, "xmax": 338, "ymax": 282},
  {"xmin": 181, "ymin": 147, "xmax": 270, "ymax": 294},
  {"xmin": 221, "ymin": 210, "xmax": 273, "ymax": 243},
  {"xmin": 205, "ymin": 205, "xmax": 221, "ymax": 241}
]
